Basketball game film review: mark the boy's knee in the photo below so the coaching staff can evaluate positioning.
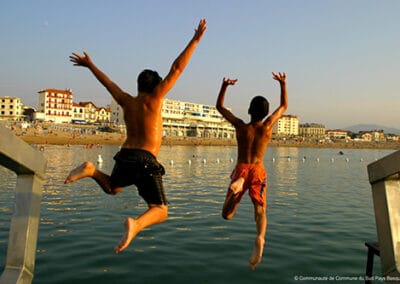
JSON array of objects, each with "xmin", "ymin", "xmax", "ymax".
[{"xmin": 158, "ymin": 205, "xmax": 168, "ymax": 221}]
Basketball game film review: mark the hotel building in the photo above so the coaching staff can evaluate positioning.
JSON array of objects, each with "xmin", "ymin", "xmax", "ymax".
[
  {"xmin": 35, "ymin": 89, "xmax": 110, "ymax": 124},
  {"xmin": 36, "ymin": 89, "xmax": 73, "ymax": 123},
  {"xmin": 299, "ymin": 123, "xmax": 325, "ymax": 138},
  {"xmin": 273, "ymin": 114, "xmax": 299, "ymax": 136},
  {"xmin": 110, "ymin": 98, "xmax": 236, "ymax": 138},
  {"xmin": 0, "ymin": 96, "xmax": 24, "ymax": 121}
]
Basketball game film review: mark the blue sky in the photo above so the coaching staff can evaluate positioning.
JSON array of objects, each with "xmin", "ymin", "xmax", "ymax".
[{"xmin": 0, "ymin": 0, "xmax": 399, "ymax": 129}]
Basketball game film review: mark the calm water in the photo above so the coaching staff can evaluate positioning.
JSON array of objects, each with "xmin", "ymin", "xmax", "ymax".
[{"xmin": 0, "ymin": 145, "xmax": 395, "ymax": 283}]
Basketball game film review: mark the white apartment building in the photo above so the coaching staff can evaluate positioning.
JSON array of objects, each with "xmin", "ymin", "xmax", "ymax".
[
  {"xmin": 273, "ymin": 114, "xmax": 299, "ymax": 136},
  {"xmin": 110, "ymin": 98, "xmax": 235, "ymax": 138},
  {"xmin": 326, "ymin": 129, "xmax": 349, "ymax": 140},
  {"xmin": 71, "ymin": 103, "xmax": 85, "ymax": 123},
  {"xmin": 72, "ymin": 102, "xmax": 110, "ymax": 124},
  {"xmin": 0, "ymin": 96, "xmax": 24, "ymax": 121},
  {"xmin": 36, "ymin": 89, "xmax": 73, "ymax": 123}
]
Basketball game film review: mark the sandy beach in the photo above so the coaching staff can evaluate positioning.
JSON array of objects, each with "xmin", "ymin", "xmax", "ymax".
[{"xmin": 12, "ymin": 126, "xmax": 400, "ymax": 150}]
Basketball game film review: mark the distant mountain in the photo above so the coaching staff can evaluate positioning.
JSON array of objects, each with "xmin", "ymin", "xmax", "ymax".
[{"xmin": 344, "ymin": 124, "xmax": 400, "ymax": 135}]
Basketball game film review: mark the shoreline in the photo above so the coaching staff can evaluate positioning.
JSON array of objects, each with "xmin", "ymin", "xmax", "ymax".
[{"xmin": 15, "ymin": 132, "xmax": 400, "ymax": 150}]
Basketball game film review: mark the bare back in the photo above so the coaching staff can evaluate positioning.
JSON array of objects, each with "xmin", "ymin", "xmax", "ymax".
[
  {"xmin": 121, "ymin": 93, "xmax": 163, "ymax": 157},
  {"xmin": 235, "ymin": 120, "xmax": 273, "ymax": 164}
]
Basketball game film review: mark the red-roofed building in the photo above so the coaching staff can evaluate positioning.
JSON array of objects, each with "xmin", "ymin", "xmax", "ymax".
[{"xmin": 36, "ymin": 89, "xmax": 73, "ymax": 123}]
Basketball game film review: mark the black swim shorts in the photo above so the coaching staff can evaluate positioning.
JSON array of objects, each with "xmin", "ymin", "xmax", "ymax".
[{"xmin": 110, "ymin": 148, "xmax": 167, "ymax": 205}]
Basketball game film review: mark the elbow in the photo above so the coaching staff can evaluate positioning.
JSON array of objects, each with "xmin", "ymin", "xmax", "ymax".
[{"xmin": 170, "ymin": 63, "xmax": 183, "ymax": 77}]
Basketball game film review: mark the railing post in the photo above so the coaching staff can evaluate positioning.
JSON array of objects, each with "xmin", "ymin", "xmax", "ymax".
[
  {"xmin": 367, "ymin": 150, "xmax": 400, "ymax": 281},
  {"xmin": 0, "ymin": 126, "xmax": 46, "ymax": 284}
]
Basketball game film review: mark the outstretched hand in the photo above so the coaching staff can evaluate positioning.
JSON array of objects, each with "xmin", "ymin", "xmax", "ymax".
[
  {"xmin": 222, "ymin": 77, "xmax": 238, "ymax": 86},
  {"xmin": 193, "ymin": 19, "xmax": 207, "ymax": 41},
  {"xmin": 69, "ymin": 51, "xmax": 93, "ymax": 67},
  {"xmin": 272, "ymin": 72, "xmax": 286, "ymax": 84}
]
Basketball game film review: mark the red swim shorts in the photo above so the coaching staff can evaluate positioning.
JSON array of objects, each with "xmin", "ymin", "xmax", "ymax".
[{"xmin": 229, "ymin": 163, "xmax": 267, "ymax": 207}]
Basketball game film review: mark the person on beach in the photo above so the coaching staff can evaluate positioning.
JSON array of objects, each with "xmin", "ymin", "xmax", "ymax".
[
  {"xmin": 215, "ymin": 72, "xmax": 288, "ymax": 270},
  {"xmin": 64, "ymin": 19, "xmax": 206, "ymax": 253}
]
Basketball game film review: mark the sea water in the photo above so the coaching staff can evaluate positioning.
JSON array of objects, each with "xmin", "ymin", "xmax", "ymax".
[{"xmin": 0, "ymin": 145, "xmax": 395, "ymax": 284}]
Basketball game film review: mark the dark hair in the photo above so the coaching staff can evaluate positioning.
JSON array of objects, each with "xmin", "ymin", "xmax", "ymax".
[
  {"xmin": 248, "ymin": 96, "xmax": 269, "ymax": 121},
  {"xmin": 137, "ymin": 69, "xmax": 162, "ymax": 93}
]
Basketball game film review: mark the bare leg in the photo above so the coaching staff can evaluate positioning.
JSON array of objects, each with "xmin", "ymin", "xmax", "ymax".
[
  {"xmin": 114, "ymin": 204, "xmax": 168, "ymax": 254},
  {"xmin": 249, "ymin": 204, "xmax": 267, "ymax": 270},
  {"xmin": 64, "ymin": 161, "xmax": 121, "ymax": 195},
  {"xmin": 222, "ymin": 177, "xmax": 244, "ymax": 220}
]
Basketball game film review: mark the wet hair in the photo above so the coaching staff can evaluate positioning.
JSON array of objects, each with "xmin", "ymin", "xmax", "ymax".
[
  {"xmin": 248, "ymin": 96, "xmax": 269, "ymax": 121},
  {"xmin": 137, "ymin": 69, "xmax": 162, "ymax": 93}
]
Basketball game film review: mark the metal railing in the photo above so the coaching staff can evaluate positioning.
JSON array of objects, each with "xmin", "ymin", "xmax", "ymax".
[{"xmin": 0, "ymin": 125, "xmax": 47, "ymax": 284}]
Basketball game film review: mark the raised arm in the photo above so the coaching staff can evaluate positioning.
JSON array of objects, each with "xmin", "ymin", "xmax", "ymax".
[
  {"xmin": 216, "ymin": 78, "xmax": 242, "ymax": 126},
  {"xmin": 264, "ymin": 72, "xmax": 288, "ymax": 125},
  {"xmin": 154, "ymin": 19, "xmax": 207, "ymax": 98},
  {"xmin": 69, "ymin": 51, "xmax": 129, "ymax": 106}
]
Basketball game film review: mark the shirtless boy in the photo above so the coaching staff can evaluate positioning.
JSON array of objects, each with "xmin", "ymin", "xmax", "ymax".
[
  {"xmin": 64, "ymin": 19, "xmax": 206, "ymax": 253},
  {"xmin": 215, "ymin": 72, "xmax": 288, "ymax": 270}
]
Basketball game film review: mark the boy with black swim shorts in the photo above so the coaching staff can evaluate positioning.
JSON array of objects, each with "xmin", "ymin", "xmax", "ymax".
[
  {"xmin": 65, "ymin": 19, "xmax": 206, "ymax": 253},
  {"xmin": 215, "ymin": 72, "xmax": 288, "ymax": 270}
]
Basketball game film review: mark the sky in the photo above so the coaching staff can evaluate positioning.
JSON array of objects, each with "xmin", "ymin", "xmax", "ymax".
[{"xmin": 0, "ymin": 0, "xmax": 399, "ymax": 129}]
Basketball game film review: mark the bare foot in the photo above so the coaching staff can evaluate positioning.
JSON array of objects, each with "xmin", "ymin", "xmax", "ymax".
[
  {"xmin": 64, "ymin": 161, "xmax": 95, "ymax": 184},
  {"xmin": 230, "ymin": 177, "xmax": 244, "ymax": 195},
  {"xmin": 114, "ymin": 218, "xmax": 139, "ymax": 254},
  {"xmin": 249, "ymin": 236, "xmax": 265, "ymax": 270}
]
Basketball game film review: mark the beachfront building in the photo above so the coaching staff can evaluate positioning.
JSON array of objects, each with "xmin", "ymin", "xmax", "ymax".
[
  {"xmin": 299, "ymin": 123, "xmax": 325, "ymax": 138},
  {"xmin": 71, "ymin": 103, "xmax": 85, "ymax": 123},
  {"xmin": 273, "ymin": 114, "xmax": 299, "ymax": 136},
  {"xmin": 0, "ymin": 96, "xmax": 24, "ymax": 121},
  {"xmin": 357, "ymin": 130, "xmax": 386, "ymax": 142},
  {"xmin": 36, "ymin": 89, "xmax": 73, "ymax": 123},
  {"xmin": 110, "ymin": 98, "xmax": 236, "ymax": 138},
  {"xmin": 96, "ymin": 107, "xmax": 111, "ymax": 124},
  {"xmin": 326, "ymin": 129, "xmax": 349, "ymax": 141},
  {"xmin": 72, "ymin": 102, "xmax": 111, "ymax": 124}
]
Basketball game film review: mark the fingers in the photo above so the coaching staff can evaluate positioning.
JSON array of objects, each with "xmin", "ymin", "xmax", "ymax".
[
  {"xmin": 223, "ymin": 77, "xmax": 238, "ymax": 85},
  {"xmin": 272, "ymin": 72, "xmax": 286, "ymax": 80},
  {"xmin": 194, "ymin": 18, "xmax": 207, "ymax": 40}
]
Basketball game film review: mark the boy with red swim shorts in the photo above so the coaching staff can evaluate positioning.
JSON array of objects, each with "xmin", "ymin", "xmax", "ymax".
[{"xmin": 216, "ymin": 72, "xmax": 288, "ymax": 270}]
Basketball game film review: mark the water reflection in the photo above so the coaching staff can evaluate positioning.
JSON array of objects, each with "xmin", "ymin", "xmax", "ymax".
[{"xmin": 272, "ymin": 147, "xmax": 299, "ymax": 188}]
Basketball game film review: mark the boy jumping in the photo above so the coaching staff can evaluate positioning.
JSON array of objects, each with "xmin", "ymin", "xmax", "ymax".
[
  {"xmin": 65, "ymin": 19, "xmax": 206, "ymax": 253},
  {"xmin": 215, "ymin": 72, "xmax": 288, "ymax": 270}
]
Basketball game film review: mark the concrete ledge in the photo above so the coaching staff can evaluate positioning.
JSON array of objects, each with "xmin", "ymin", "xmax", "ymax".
[
  {"xmin": 0, "ymin": 125, "xmax": 46, "ymax": 178},
  {"xmin": 368, "ymin": 150, "xmax": 400, "ymax": 184}
]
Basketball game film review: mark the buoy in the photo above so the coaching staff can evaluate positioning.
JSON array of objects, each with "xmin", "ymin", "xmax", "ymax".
[
  {"xmin": 331, "ymin": 158, "xmax": 335, "ymax": 163},
  {"xmin": 216, "ymin": 158, "xmax": 220, "ymax": 163},
  {"xmin": 97, "ymin": 154, "xmax": 103, "ymax": 164},
  {"xmin": 316, "ymin": 158, "xmax": 320, "ymax": 163},
  {"xmin": 203, "ymin": 159, "xmax": 206, "ymax": 164},
  {"xmin": 346, "ymin": 158, "xmax": 349, "ymax": 163},
  {"xmin": 287, "ymin": 157, "xmax": 291, "ymax": 162},
  {"xmin": 188, "ymin": 159, "xmax": 192, "ymax": 165},
  {"xmin": 170, "ymin": 160, "xmax": 174, "ymax": 166},
  {"xmin": 360, "ymin": 158, "xmax": 364, "ymax": 162},
  {"xmin": 272, "ymin": 158, "xmax": 275, "ymax": 163},
  {"xmin": 230, "ymin": 158, "xmax": 234, "ymax": 163}
]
